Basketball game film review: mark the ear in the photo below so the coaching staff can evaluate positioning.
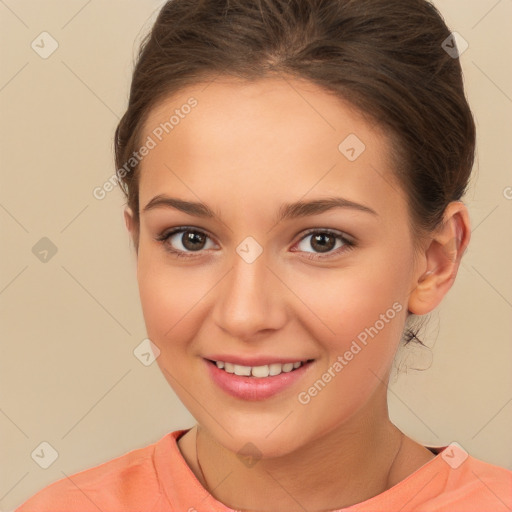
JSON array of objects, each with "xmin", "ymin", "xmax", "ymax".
[
  {"xmin": 123, "ymin": 206, "xmax": 139, "ymax": 254},
  {"xmin": 408, "ymin": 201, "xmax": 471, "ymax": 315}
]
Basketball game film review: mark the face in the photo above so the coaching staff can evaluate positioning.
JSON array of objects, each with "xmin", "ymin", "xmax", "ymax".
[{"xmin": 127, "ymin": 76, "xmax": 424, "ymax": 457}]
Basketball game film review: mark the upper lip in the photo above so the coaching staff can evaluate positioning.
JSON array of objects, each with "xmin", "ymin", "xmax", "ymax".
[{"xmin": 205, "ymin": 355, "xmax": 314, "ymax": 367}]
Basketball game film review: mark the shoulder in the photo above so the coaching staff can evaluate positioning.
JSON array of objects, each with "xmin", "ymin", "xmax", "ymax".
[
  {"xmin": 451, "ymin": 455, "xmax": 512, "ymax": 495},
  {"xmin": 422, "ymin": 449, "xmax": 512, "ymax": 511},
  {"xmin": 349, "ymin": 445, "xmax": 512, "ymax": 512},
  {"xmin": 14, "ymin": 437, "xmax": 166, "ymax": 512}
]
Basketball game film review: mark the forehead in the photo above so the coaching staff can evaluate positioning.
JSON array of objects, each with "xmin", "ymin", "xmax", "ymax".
[
  {"xmin": 141, "ymin": 76, "xmax": 377, "ymax": 157},
  {"xmin": 137, "ymin": 76, "xmax": 405, "ymax": 221}
]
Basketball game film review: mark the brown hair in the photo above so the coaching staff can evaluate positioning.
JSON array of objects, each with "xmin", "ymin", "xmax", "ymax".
[{"xmin": 113, "ymin": 0, "xmax": 475, "ymax": 347}]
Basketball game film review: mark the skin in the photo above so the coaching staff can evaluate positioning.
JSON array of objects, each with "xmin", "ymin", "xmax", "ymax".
[{"xmin": 123, "ymin": 75, "xmax": 471, "ymax": 511}]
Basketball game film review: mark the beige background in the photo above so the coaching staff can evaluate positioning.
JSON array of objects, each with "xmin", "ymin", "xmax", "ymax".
[{"xmin": 1, "ymin": 0, "xmax": 511, "ymax": 509}]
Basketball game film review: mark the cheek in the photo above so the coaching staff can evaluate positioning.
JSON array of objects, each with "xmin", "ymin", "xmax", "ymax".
[
  {"xmin": 288, "ymin": 253, "xmax": 409, "ymax": 348},
  {"xmin": 290, "ymin": 269, "xmax": 407, "ymax": 432},
  {"xmin": 286, "ymin": 251, "xmax": 410, "ymax": 412},
  {"xmin": 136, "ymin": 249, "xmax": 208, "ymax": 349}
]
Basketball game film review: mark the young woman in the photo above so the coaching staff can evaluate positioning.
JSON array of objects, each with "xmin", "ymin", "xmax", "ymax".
[{"xmin": 16, "ymin": 0, "xmax": 512, "ymax": 510}]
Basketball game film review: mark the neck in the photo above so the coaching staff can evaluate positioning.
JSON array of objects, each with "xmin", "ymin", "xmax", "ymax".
[{"xmin": 194, "ymin": 388, "xmax": 404, "ymax": 512}]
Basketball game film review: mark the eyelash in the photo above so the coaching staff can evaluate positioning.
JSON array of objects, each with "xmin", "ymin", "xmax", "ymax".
[{"xmin": 155, "ymin": 226, "xmax": 356, "ymax": 261}]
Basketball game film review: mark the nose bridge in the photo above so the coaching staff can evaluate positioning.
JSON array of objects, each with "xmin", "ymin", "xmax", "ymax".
[{"xmin": 213, "ymin": 240, "xmax": 285, "ymax": 338}]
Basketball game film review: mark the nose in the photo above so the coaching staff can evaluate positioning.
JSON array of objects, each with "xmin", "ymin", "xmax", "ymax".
[{"xmin": 212, "ymin": 248, "xmax": 287, "ymax": 341}]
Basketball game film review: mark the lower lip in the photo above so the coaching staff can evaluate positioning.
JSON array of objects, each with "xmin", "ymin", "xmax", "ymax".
[{"xmin": 204, "ymin": 359, "xmax": 315, "ymax": 401}]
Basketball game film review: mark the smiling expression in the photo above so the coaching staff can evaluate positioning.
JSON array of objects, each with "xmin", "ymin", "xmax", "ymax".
[{"xmin": 125, "ymin": 75, "xmax": 424, "ymax": 457}]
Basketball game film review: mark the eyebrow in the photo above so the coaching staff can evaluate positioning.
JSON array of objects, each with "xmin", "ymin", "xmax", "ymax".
[{"xmin": 142, "ymin": 194, "xmax": 378, "ymax": 222}]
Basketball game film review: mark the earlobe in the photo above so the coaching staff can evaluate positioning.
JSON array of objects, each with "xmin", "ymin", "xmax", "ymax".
[{"xmin": 408, "ymin": 202, "xmax": 471, "ymax": 315}]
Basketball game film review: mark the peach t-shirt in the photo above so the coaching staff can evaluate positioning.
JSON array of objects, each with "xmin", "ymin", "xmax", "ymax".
[{"xmin": 15, "ymin": 429, "xmax": 512, "ymax": 511}]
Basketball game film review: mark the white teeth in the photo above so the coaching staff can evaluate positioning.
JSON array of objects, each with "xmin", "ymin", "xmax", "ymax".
[
  {"xmin": 233, "ymin": 364, "xmax": 252, "ymax": 376},
  {"xmin": 213, "ymin": 360, "xmax": 307, "ymax": 377},
  {"xmin": 269, "ymin": 363, "xmax": 282, "ymax": 376},
  {"xmin": 282, "ymin": 363, "xmax": 294, "ymax": 372},
  {"xmin": 251, "ymin": 365, "xmax": 270, "ymax": 378}
]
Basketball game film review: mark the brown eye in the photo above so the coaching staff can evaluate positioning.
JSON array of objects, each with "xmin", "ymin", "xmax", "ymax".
[
  {"xmin": 294, "ymin": 229, "xmax": 355, "ymax": 260},
  {"xmin": 180, "ymin": 230, "xmax": 207, "ymax": 251},
  {"xmin": 309, "ymin": 233, "xmax": 337, "ymax": 253},
  {"xmin": 157, "ymin": 228, "xmax": 216, "ymax": 256}
]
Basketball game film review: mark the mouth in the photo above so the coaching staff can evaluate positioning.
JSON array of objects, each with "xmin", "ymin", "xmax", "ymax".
[
  {"xmin": 204, "ymin": 357, "xmax": 316, "ymax": 401},
  {"xmin": 206, "ymin": 358, "xmax": 315, "ymax": 378}
]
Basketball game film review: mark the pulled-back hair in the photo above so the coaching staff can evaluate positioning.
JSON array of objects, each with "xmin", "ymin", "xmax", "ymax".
[
  {"xmin": 114, "ymin": 0, "xmax": 476, "ymax": 348},
  {"xmin": 115, "ymin": 0, "xmax": 474, "ymax": 235}
]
